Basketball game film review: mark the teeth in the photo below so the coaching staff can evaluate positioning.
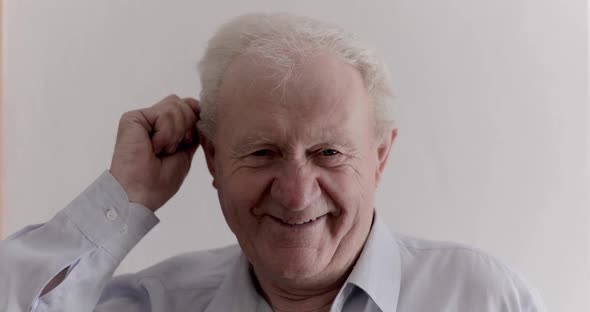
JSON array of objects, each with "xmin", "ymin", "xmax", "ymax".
[{"xmin": 284, "ymin": 216, "xmax": 320, "ymax": 226}]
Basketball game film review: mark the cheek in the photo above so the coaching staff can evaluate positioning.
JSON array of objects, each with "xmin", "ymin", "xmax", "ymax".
[
  {"xmin": 320, "ymin": 165, "xmax": 376, "ymax": 224},
  {"xmin": 217, "ymin": 169, "xmax": 274, "ymax": 229},
  {"xmin": 323, "ymin": 163, "xmax": 375, "ymax": 204}
]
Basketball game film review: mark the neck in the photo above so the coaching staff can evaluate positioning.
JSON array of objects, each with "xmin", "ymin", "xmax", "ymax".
[{"xmin": 251, "ymin": 211, "xmax": 376, "ymax": 311}]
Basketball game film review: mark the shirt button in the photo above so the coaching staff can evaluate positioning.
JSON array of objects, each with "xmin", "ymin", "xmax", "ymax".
[
  {"xmin": 106, "ymin": 208, "xmax": 118, "ymax": 221},
  {"xmin": 120, "ymin": 224, "xmax": 128, "ymax": 234}
]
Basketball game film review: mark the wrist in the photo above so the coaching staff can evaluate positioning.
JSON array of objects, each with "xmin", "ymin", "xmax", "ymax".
[{"xmin": 108, "ymin": 169, "xmax": 158, "ymax": 212}]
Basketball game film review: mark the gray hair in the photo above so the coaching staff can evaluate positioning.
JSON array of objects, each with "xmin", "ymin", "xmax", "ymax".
[{"xmin": 197, "ymin": 12, "xmax": 395, "ymax": 139}]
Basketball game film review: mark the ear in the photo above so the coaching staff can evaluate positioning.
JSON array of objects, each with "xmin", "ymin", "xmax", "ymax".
[
  {"xmin": 199, "ymin": 133, "xmax": 219, "ymax": 189},
  {"xmin": 375, "ymin": 128, "xmax": 397, "ymax": 186}
]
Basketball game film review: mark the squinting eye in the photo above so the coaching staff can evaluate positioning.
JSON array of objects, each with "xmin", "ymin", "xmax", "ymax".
[
  {"xmin": 252, "ymin": 149, "xmax": 272, "ymax": 157},
  {"xmin": 320, "ymin": 149, "xmax": 340, "ymax": 156}
]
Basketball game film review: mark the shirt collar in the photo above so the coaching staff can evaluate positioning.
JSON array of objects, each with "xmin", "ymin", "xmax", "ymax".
[
  {"xmin": 204, "ymin": 252, "xmax": 271, "ymax": 312},
  {"xmin": 205, "ymin": 210, "xmax": 401, "ymax": 312},
  {"xmin": 342, "ymin": 210, "xmax": 402, "ymax": 311}
]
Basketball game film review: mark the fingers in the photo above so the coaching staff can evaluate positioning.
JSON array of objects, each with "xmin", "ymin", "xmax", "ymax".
[
  {"xmin": 182, "ymin": 98, "xmax": 200, "ymax": 116},
  {"xmin": 177, "ymin": 98, "xmax": 199, "ymax": 144},
  {"xmin": 141, "ymin": 94, "xmax": 201, "ymax": 155},
  {"xmin": 161, "ymin": 137, "xmax": 200, "ymax": 182}
]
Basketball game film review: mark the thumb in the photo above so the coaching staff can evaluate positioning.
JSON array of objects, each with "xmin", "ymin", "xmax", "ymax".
[{"xmin": 160, "ymin": 140, "xmax": 199, "ymax": 182}]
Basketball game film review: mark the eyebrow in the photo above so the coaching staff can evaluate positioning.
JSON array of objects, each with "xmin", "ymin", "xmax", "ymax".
[
  {"xmin": 230, "ymin": 133, "xmax": 358, "ymax": 157},
  {"xmin": 230, "ymin": 135, "xmax": 275, "ymax": 156}
]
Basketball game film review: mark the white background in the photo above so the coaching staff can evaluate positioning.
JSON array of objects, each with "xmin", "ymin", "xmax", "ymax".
[{"xmin": 2, "ymin": 1, "xmax": 588, "ymax": 311}]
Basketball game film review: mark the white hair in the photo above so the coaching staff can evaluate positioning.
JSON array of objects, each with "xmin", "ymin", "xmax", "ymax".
[{"xmin": 197, "ymin": 12, "xmax": 395, "ymax": 139}]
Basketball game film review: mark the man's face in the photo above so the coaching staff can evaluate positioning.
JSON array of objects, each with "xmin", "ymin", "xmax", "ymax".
[{"xmin": 204, "ymin": 52, "xmax": 393, "ymax": 283}]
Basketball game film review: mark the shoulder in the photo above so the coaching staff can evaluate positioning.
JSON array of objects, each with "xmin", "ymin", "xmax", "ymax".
[
  {"xmin": 394, "ymin": 234, "xmax": 545, "ymax": 311},
  {"xmin": 395, "ymin": 233, "xmax": 497, "ymax": 264},
  {"xmin": 135, "ymin": 244, "xmax": 241, "ymax": 290},
  {"xmin": 102, "ymin": 244, "xmax": 241, "ymax": 307}
]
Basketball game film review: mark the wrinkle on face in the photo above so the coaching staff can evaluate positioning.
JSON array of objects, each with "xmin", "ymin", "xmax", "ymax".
[{"xmin": 211, "ymin": 50, "xmax": 382, "ymax": 297}]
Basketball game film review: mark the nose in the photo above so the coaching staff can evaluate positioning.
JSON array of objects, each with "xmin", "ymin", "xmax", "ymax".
[{"xmin": 270, "ymin": 161, "xmax": 321, "ymax": 211}]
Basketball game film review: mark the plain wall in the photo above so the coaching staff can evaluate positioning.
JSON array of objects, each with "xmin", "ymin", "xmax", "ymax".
[
  {"xmin": 0, "ymin": 0, "xmax": 4, "ymax": 238},
  {"xmin": 2, "ymin": 1, "xmax": 588, "ymax": 311}
]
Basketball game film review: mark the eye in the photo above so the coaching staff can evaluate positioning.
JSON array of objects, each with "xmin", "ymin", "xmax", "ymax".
[
  {"xmin": 251, "ymin": 149, "xmax": 273, "ymax": 157},
  {"xmin": 320, "ymin": 149, "xmax": 340, "ymax": 156}
]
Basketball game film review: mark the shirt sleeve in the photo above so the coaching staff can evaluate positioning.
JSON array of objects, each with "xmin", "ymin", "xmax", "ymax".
[
  {"xmin": 502, "ymin": 264, "xmax": 547, "ymax": 312},
  {"xmin": 0, "ymin": 171, "xmax": 159, "ymax": 312}
]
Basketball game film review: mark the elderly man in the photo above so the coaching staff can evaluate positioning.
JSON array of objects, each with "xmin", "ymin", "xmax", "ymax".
[{"xmin": 0, "ymin": 13, "xmax": 544, "ymax": 312}]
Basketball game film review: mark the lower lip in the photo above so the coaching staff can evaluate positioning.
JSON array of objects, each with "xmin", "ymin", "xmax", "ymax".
[{"xmin": 269, "ymin": 214, "xmax": 327, "ymax": 229}]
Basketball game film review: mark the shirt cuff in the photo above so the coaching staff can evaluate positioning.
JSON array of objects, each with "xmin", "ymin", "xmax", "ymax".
[{"xmin": 62, "ymin": 170, "xmax": 159, "ymax": 251}]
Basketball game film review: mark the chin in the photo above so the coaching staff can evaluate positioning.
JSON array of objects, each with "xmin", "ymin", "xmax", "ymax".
[{"xmin": 261, "ymin": 246, "xmax": 330, "ymax": 280}]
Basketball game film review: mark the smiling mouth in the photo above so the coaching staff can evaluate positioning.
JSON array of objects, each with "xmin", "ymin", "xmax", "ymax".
[{"xmin": 269, "ymin": 214, "xmax": 326, "ymax": 227}]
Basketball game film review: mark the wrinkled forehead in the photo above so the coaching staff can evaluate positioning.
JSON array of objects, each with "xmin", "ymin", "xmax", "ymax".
[{"xmin": 213, "ymin": 52, "xmax": 373, "ymax": 147}]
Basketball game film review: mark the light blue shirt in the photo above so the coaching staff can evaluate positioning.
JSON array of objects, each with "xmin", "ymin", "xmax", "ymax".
[{"xmin": 0, "ymin": 171, "xmax": 545, "ymax": 311}]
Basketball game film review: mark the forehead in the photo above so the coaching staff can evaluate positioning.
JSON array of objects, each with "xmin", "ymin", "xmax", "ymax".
[{"xmin": 216, "ymin": 52, "xmax": 372, "ymax": 144}]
